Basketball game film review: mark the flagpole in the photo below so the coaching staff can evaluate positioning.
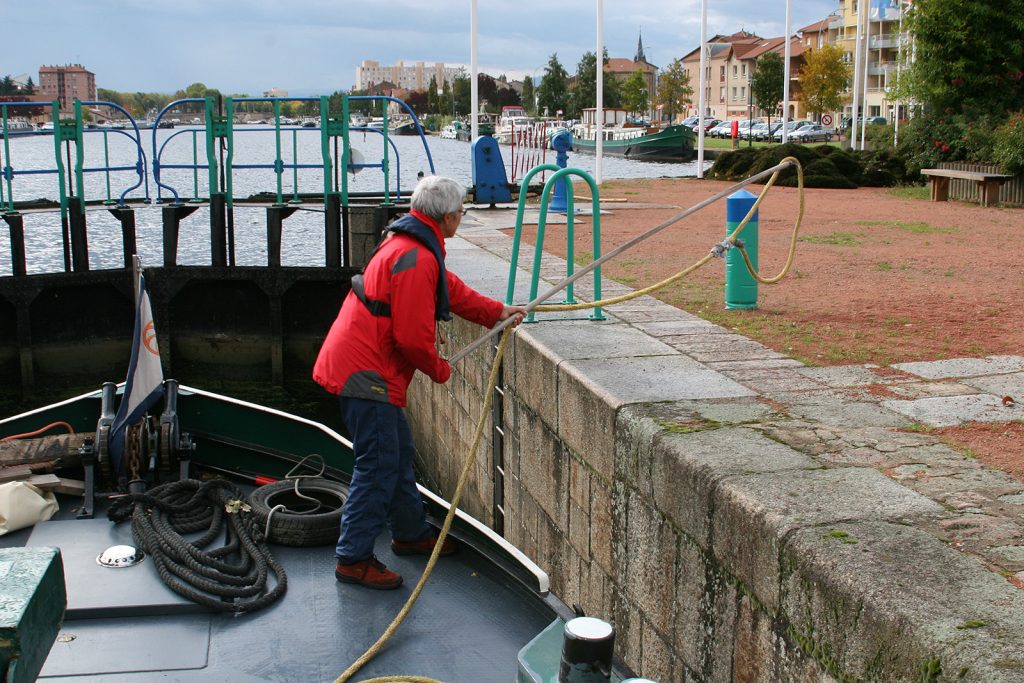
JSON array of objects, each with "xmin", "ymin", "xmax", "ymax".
[
  {"xmin": 696, "ymin": 0, "xmax": 708, "ymax": 178},
  {"xmin": 851, "ymin": 0, "xmax": 863, "ymax": 149},
  {"xmin": 595, "ymin": 0, "xmax": 604, "ymax": 186},
  {"xmin": 781, "ymin": 0, "xmax": 792, "ymax": 143},
  {"xmin": 471, "ymin": 0, "xmax": 479, "ymax": 141},
  {"xmin": 132, "ymin": 255, "xmax": 141, "ymax": 308}
]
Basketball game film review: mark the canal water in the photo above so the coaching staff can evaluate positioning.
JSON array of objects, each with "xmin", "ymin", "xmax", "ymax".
[{"xmin": 0, "ymin": 128, "xmax": 704, "ymax": 276}]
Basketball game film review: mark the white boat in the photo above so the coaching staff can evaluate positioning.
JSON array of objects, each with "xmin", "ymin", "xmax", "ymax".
[
  {"xmin": 439, "ymin": 121, "xmax": 462, "ymax": 139},
  {"xmin": 572, "ymin": 108, "xmax": 649, "ymax": 142},
  {"xmin": 3, "ymin": 118, "xmax": 35, "ymax": 132}
]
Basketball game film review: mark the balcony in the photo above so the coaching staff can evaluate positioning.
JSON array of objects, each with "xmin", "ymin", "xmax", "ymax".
[
  {"xmin": 828, "ymin": 16, "xmax": 845, "ymax": 30},
  {"xmin": 868, "ymin": 61, "xmax": 897, "ymax": 76},
  {"xmin": 869, "ymin": 33, "xmax": 902, "ymax": 49}
]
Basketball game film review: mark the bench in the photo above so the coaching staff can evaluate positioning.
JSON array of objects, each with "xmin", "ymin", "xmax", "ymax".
[{"xmin": 920, "ymin": 168, "xmax": 1013, "ymax": 207}]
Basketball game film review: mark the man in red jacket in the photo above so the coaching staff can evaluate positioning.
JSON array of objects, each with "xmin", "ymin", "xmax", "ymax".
[{"xmin": 314, "ymin": 175, "xmax": 525, "ymax": 589}]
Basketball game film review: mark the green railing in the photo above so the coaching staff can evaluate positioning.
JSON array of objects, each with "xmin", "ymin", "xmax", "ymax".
[{"xmin": 505, "ymin": 164, "xmax": 604, "ymax": 321}]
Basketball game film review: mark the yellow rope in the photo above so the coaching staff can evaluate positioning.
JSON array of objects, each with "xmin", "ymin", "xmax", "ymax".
[{"xmin": 335, "ymin": 157, "xmax": 805, "ymax": 683}]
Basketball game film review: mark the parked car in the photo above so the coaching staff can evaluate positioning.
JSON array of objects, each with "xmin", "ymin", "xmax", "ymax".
[
  {"xmin": 708, "ymin": 120, "xmax": 734, "ymax": 138},
  {"xmin": 689, "ymin": 117, "xmax": 722, "ymax": 133},
  {"xmin": 680, "ymin": 115, "xmax": 700, "ymax": 128},
  {"xmin": 841, "ymin": 115, "xmax": 888, "ymax": 128},
  {"xmin": 752, "ymin": 122, "xmax": 783, "ymax": 141},
  {"xmin": 789, "ymin": 124, "xmax": 836, "ymax": 142},
  {"xmin": 772, "ymin": 120, "xmax": 813, "ymax": 142}
]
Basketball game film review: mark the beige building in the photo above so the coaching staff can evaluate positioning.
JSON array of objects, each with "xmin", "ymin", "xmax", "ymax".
[
  {"xmin": 38, "ymin": 64, "xmax": 96, "ymax": 109},
  {"xmin": 829, "ymin": 0, "xmax": 906, "ymax": 121},
  {"xmin": 681, "ymin": 31, "xmax": 764, "ymax": 121},
  {"xmin": 354, "ymin": 60, "xmax": 461, "ymax": 92}
]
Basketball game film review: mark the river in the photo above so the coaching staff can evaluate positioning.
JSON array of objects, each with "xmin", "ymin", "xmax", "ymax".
[{"xmin": 0, "ymin": 127, "xmax": 705, "ymax": 276}]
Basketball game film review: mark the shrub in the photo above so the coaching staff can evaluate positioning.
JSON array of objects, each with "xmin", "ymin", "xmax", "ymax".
[
  {"xmin": 708, "ymin": 143, "xmax": 875, "ymax": 188},
  {"xmin": 856, "ymin": 149, "xmax": 914, "ymax": 186},
  {"xmin": 993, "ymin": 111, "xmax": 1024, "ymax": 175}
]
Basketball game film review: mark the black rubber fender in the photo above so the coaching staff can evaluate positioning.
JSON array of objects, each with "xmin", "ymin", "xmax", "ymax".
[{"xmin": 248, "ymin": 477, "xmax": 349, "ymax": 547}]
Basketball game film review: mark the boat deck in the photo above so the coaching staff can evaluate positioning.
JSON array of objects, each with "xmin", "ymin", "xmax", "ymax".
[{"xmin": 1, "ymin": 494, "xmax": 558, "ymax": 682}]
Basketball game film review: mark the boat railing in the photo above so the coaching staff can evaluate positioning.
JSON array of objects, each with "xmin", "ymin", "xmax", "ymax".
[{"xmin": 505, "ymin": 164, "xmax": 604, "ymax": 322}]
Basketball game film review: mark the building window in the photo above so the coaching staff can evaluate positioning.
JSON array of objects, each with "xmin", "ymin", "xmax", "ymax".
[
  {"xmin": 741, "ymin": 86, "xmax": 746, "ymax": 100},
  {"xmin": 733, "ymin": 65, "xmax": 738, "ymax": 76},
  {"xmin": 732, "ymin": 87, "xmax": 737, "ymax": 99},
  {"xmin": 742, "ymin": 64, "xmax": 747, "ymax": 77}
]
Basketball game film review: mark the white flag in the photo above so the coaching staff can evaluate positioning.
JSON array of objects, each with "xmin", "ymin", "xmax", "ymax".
[{"xmin": 109, "ymin": 270, "xmax": 164, "ymax": 476}]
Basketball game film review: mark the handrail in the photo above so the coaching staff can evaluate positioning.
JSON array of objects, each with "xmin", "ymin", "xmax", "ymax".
[
  {"xmin": 1, "ymin": 99, "xmax": 148, "ymax": 213},
  {"xmin": 505, "ymin": 164, "xmax": 604, "ymax": 321}
]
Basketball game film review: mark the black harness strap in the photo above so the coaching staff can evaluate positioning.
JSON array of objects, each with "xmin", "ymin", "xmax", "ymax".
[{"xmin": 350, "ymin": 274, "xmax": 392, "ymax": 317}]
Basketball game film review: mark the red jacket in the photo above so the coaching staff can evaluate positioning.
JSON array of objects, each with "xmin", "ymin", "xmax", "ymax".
[{"xmin": 313, "ymin": 211, "xmax": 503, "ymax": 407}]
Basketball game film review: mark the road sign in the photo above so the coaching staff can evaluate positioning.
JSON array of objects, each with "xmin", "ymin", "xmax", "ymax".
[{"xmin": 821, "ymin": 114, "xmax": 833, "ymax": 126}]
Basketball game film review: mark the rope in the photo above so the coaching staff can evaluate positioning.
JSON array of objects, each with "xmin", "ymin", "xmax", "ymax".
[
  {"xmin": 0, "ymin": 420, "xmax": 74, "ymax": 441},
  {"xmin": 335, "ymin": 158, "xmax": 806, "ymax": 683},
  {"xmin": 107, "ymin": 478, "xmax": 287, "ymax": 614}
]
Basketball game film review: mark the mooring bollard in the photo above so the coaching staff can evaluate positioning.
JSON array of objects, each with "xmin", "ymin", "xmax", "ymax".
[
  {"xmin": 725, "ymin": 188, "xmax": 759, "ymax": 309},
  {"xmin": 549, "ymin": 130, "xmax": 572, "ymax": 213}
]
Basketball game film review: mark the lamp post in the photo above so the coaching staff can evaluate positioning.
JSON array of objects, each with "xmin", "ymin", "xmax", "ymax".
[{"xmin": 532, "ymin": 66, "xmax": 544, "ymax": 117}]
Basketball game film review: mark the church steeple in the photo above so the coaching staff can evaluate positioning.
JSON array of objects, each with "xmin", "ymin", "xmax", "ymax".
[{"xmin": 635, "ymin": 29, "xmax": 647, "ymax": 63}]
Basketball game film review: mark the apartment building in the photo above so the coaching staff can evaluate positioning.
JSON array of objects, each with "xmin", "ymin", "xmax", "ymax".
[
  {"xmin": 681, "ymin": 31, "xmax": 766, "ymax": 121},
  {"xmin": 38, "ymin": 64, "xmax": 96, "ymax": 109},
  {"xmin": 354, "ymin": 60, "xmax": 461, "ymax": 92},
  {"xmin": 829, "ymin": 0, "xmax": 907, "ymax": 121}
]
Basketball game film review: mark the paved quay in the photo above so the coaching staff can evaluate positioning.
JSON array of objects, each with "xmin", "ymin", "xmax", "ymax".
[{"xmin": 444, "ymin": 203, "xmax": 1024, "ymax": 681}]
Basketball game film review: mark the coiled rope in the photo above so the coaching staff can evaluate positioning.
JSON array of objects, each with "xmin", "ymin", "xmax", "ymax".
[
  {"xmin": 336, "ymin": 158, "xmax": 805, "ymax": 683},
  {"xmin": 107, "ymin": 478, "xmax": 287, "ymax": 614}
]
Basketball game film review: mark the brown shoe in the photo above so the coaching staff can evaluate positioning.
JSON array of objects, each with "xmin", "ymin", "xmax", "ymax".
[
  {"xmin": 391, "ymin": 533, "xmax": 458, "ymax": 557},
  {"xmin": 335, "ymin": 556, "xmax": 403, "ymax": 590}
]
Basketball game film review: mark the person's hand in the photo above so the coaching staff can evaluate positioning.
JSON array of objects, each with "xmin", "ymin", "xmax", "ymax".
[{"xmin": 499, "ymin": 305, "xmax": 526, "ymax": 328}]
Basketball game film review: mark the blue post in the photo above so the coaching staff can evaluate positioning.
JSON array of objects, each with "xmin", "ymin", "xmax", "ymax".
[
  {"xmin": 549, "ymin": 130, "xmax": 572, "ymax": 213},
  {"xmin": 725, "ymin": 189, "xmax": 759, "ymax": 309}
]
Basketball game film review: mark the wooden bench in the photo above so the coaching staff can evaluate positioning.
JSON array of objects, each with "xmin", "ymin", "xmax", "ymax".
[{"xmin": 920, "ymin": 168, "xmax": 1013, "ymax": 207}]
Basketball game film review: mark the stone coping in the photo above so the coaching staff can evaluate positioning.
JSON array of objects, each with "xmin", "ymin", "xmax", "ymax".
[{"xmin": 440, "ymin": 208, "xmax": 1024, "ymax": 680}]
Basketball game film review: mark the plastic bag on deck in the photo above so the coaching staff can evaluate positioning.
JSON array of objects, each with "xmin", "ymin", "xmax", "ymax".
[{"xmin": 0, "ymin": 481, "xmax": 58, "ymax": 536}]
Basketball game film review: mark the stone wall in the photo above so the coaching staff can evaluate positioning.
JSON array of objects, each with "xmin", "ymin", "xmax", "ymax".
[{"xmin": 405, "ymin": 237, "xmax": 1024, "ymax": 682}]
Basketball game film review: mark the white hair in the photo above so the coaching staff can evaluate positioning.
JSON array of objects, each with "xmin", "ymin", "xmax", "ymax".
[{"xmin": 410, "ymin": 176, "xmax": 466, "ymax": 220}]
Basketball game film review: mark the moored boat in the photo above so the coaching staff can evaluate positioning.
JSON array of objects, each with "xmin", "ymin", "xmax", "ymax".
[
  {"xmin": 571, "ymin": 108, "xmax": 695, "ymax": 162},
  {"xmin": 0, "ymin": 379, "xmax": 630, "ymax": 681}
]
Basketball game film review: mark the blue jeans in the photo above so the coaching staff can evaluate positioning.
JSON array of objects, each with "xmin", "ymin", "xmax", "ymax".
[{"xmin": 335, "ymin": 397, "xmax": 432, "ymax": 563}]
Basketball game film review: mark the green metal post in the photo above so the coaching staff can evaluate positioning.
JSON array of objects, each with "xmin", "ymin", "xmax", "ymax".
[
  {"xmin": 191, "ymin": 130, "xmax": 199, "ymax": 201},
  {"xmin": 1, "ymin": 104, "xmax": 11, "ymax": 210},
  {"xmin": 224, "ymin": 98, "xmax": 234, "ymax": 210},
  {"xmin": 204, "ymin": 97, "xmax": 218, "ymax": 195},
  {"xmin": 102, "ymin": 130, "xmax": 112, "ymax": 203},
  {"xmin": 381, "ymin": 100, "xmax": 391, "ymax": 205},
  {"xmin": 319, "ymin": 95, "xmax": 331, "ymax": 202},
  {"xmin": 290, "ymin": 128, "xmax": 300, "ymax": 203},
  {"xmin": 725, "ymin": 189, "xmax": 759, "ymax": 309},
  {"xmin": 72, "ymin": 100, "xmax": 86, "ymax": 211},
  {"xmin": 273, "ymin": 99, "xmax": 283, "ymax": 204}
]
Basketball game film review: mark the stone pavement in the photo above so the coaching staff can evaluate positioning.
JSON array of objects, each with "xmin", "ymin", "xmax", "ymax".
[{"xmin": 448, "ymin": 205, "xmax": 1024, "ymax": 681}]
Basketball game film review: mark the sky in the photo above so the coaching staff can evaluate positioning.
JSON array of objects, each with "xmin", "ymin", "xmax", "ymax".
[{"xmin": 2, "ymin": 0, "xmax": 838, "ymax": 95}]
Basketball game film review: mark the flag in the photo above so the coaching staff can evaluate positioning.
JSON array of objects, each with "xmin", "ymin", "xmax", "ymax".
[{"xmin": 109, "ymin": 269, "xmax": 164, "ymax": 477}]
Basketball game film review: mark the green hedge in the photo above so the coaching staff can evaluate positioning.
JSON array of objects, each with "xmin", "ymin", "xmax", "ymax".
[{"xmin": 708, "ymin": 143, "xmax": 912, "ymax": 188}]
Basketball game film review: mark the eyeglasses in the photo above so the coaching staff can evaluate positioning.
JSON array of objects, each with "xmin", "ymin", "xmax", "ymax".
[{"xmin": 461, "ymin": 207, "xmax": 469, "ymax": 216}]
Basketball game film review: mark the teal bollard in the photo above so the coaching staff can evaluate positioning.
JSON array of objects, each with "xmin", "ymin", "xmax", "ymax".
[{"xmin": 725, "ymin": 189, "xmax": 759, "ymax": 309}]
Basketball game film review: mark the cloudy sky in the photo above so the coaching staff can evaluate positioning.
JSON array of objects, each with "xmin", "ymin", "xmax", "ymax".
[{"xmin": 2, "ymin": 0, "xmax": 838, "ymax": 95}]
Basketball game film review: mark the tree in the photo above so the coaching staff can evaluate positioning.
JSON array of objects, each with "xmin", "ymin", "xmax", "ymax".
[
  {"xmin": 522, "ymin": 76, "xmax": 536, "ymax": 115},
  {"xmin": 569, "ymin": 49, "xmax": 622, "ymax": 118},
  {"xmin": 427, "ymin": 75, "xmax": 439, "ymax": 114},
  {"xmin": 440, "ymin": 79, "xmax": 453, "ymax": 118},
  {"xmin": 0, "ymin": 76, "xmax": 15, "ymax": 95},
  {"xmin": 799, "ymin": 45, "xmax": 849, "ymax": 121},
  {"xmin": 901, "ymin": 0, "xmax": 1024, "ymax": 116},
  {"xmin": 536, "ymin": 53, "xmax": 569, "ymax": 118},
  {"xmin": 25, "ymin": 77, "xmax": 35, "ymax": 95},
  {"xmin": 621, "ymin": 70, "xmax": 648, "ymax": 118},
  {"xmin": 655, "ymin": 59, "xmax": 692, "ymax": 123},
  {"xmin": 751, "ymin": 51, "xmax": 784, "ymax": 127},
  {"xmin": 452, "ymin": 70, "xmax": 470, "ymax": 117},
  {"xmin": 477, "ymin": 73, "xmax": 498, "ymax": 112}
]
